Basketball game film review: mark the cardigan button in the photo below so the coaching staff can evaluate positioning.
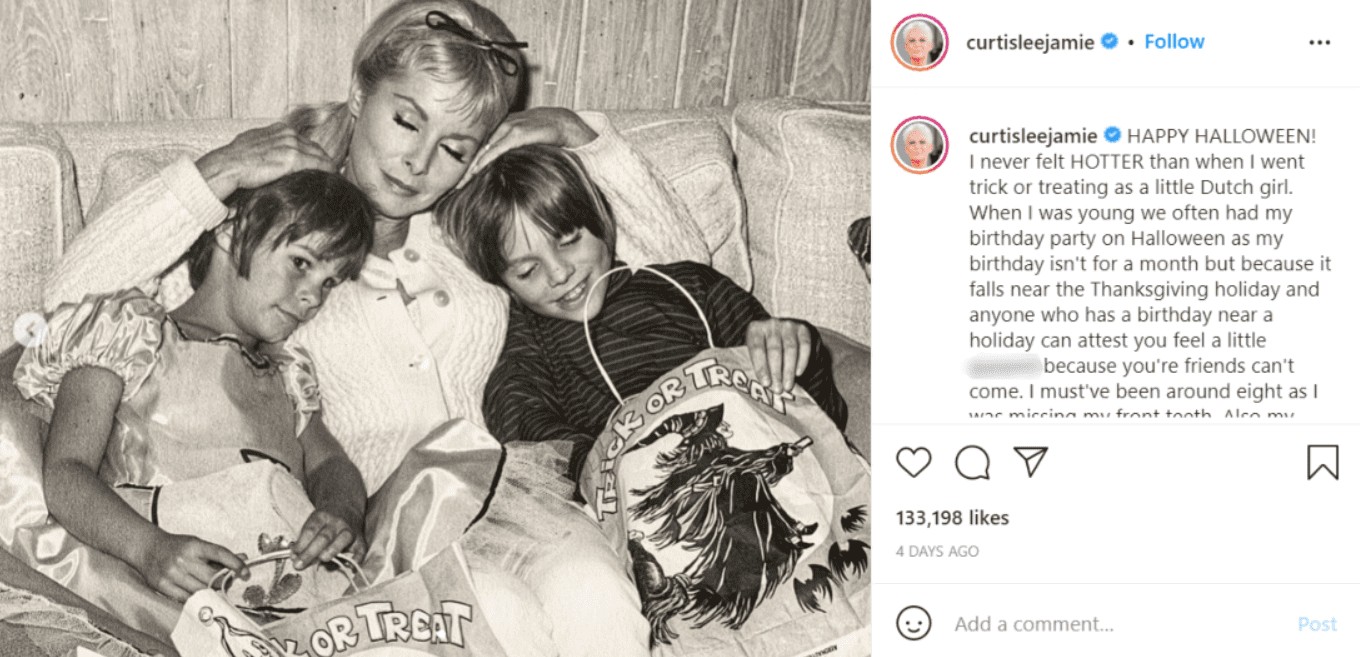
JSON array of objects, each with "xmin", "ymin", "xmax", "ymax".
[
  {"xmin": 404, "ymin": 249, "xmax": 420, "ymax": 262},
  {"xmin": 433, "ymin": 290, "xmax": 450, "ymax": 307}
]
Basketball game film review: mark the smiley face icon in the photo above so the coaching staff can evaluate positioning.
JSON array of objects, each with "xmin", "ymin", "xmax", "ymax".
[{"xmin": 897, "ymin": 605, "xmax": 932, "ymax": 640}]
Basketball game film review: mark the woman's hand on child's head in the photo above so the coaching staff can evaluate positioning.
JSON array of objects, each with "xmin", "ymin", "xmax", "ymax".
[
  {"xmin": 292, "ymin": 509, "xmax": 366, "ymax": 570},
  {"xmin": 135, "ymin": 534, "xmax": 247, "ymax": 603},
  {"xmin": 197, "ymin": 123, "xmax": 336, "ymax": 201},
  {"xmin": 745, "ymin": 319, "xmax": 813, "ymax": 395},
  {"xmin": 458, "ymin": 107, "xmax": 599, "ymax": 188}
]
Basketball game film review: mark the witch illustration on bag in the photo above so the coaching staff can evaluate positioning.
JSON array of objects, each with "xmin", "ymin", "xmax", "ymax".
[
  {"xmin": 625, "ymin": 404, "xmax": 817, "ymax": 644},
  {"xmin": 571, "ymin": 265, "xmax": 870, "ymax": 655}
]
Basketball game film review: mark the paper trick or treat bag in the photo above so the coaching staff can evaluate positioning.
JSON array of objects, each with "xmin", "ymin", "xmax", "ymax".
[
  {"xmin": 580, "ymin": 346, "xmax": 871, "ymax": 657},
  {"xmin": 173, "ymin": 543, "xmax": 505, "ymax": 657}
]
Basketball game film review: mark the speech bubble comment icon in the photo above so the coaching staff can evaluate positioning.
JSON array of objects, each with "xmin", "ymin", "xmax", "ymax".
[
  {"xmin": 897, "ymin": 447, "xmax": 931, "ymax": 477},
  {"xmin": 897, "ymin": 605, "xmax": 932, "ymax": 641},
  {"xmin": 955, "ymin": 445, "xmax": 990, "ymax": 480}
]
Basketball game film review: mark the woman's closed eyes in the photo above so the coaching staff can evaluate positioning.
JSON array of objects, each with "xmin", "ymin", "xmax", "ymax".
[{"xmin": 392, "ymin": 113, "xmax": 467, "ymax": 162}]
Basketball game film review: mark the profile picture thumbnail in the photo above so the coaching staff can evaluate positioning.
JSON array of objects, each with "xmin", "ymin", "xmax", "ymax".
[
  {"xmin": 892, "ymin": 117, "xmax": 948, "ymax": 174},
  {"xmin": 893, "ymin": 15, "xmax": 947, "ymax": 71}
]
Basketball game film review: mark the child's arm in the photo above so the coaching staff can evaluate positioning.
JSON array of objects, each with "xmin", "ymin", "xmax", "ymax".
[
  {"xmin": 694, "ymin": 264, "xmax": 850, "ymax": 431},
  {"xmin": 44, "ymin": 159, "xmax": 227, "ymax": 311},
  {"xmin": 745, "ymin": 318, "xmax": 848, "ymax": 430},
  {"xmin": 44, "ymin": 366, "xmax": 246, "ymax": 602},
  {"xmin": 745, "ymin": 319, "xmax": 813, "ymax": 396},
  {"xmin": 747, "ymin": 319, "xmax": 849, "ymax": 431},
  {"xmin": 293, "ymin": 414, "xmax": 367, "ymax": 569},
  {"xmin": 484, "ymin": 324, "xmax": 598, "ymax": 481}
]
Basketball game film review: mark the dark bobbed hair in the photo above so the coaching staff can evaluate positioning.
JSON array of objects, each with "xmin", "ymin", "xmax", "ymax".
[
  {"xmin": 436, "ymin": 144, "xmax": 616, "ymax": 286},
  {"xmin": 186, "ymin": 169, "xmax": 375, "ymax": 289}
]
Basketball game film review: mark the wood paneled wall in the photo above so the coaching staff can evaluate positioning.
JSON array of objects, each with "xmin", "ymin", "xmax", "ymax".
[{"xmin": 1, "ymin": 0, "xmax": 869, "ymax": 123}]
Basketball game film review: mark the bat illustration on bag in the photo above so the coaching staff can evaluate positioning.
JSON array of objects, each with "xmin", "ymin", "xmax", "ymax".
[
  {"xmin": 794, "ymin": 505, "xmax": 870, "ymax": 614},
  {"xmin": 792, "ymin": 565, "xmax": 836, "ymax": 613}
]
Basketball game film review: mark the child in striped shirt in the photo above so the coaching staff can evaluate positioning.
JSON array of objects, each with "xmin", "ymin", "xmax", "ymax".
[{"xmin": 441, "ymin": 144, "xmax": 848, "ymax": 482}]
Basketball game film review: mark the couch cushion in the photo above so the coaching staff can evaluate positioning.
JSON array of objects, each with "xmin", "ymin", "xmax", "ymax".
[
  {"xmin": 55, "ymin": 119, "xmax": 273, "ymax": 222},
  {"xmin": 732, "ymin": 99, "xmax": 870, "ymax": 345},
  {"xmin": 0, "ymin": 124, "xmax": 79, "ymax": 342},
  {"xmin": 608, "ymin": 108, "xmax": 750, "ymax": 289}
]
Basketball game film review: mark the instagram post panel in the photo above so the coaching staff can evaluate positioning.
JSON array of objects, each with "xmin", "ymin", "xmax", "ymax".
[{"xmin": 1, "ymin": 0, "xmax": 1357, "ymax": 655}]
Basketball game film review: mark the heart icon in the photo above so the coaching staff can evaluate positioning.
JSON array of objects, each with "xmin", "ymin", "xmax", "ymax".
[{"xmin": 897, "ymin": 447, "xmax": 931, "ymax": 478}]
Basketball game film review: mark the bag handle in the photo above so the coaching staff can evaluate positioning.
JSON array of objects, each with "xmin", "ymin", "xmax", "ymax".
[
  {"xmin": 210, "ymin": 550, "xmax": 368, "ymax": 594},
  {"xmin": 583, "ymin": 265, "xmax": 714, "ymax": 405}
]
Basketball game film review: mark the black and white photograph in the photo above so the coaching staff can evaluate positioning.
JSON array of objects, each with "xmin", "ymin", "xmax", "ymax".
[{"xmin": 0, "ymin": 1, "xmax": 870, "ymax": 655}]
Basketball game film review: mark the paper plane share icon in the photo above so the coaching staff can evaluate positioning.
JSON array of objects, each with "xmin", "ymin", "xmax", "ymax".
[{"xmin": 1014, "ymin": 447, "xmax": 1048, "ymax": 478}]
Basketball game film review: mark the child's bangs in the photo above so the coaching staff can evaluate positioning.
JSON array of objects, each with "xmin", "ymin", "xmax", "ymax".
[
  {"xmin": 439, "ymin": 144, "xmax": 615, "ymax": 285},
  {"xmin": 507, "ymin": 153, "xmax": 613, "ymax": 245},
  {"xmin": 232, "ymin": 170, "xmax": 375, "ymax": 281},
  {"xmin": 514, "ymin": 194, "xmax": 590, "ymax": 241},
  {"xmin": 267, "ymin": 203, "xmax": 373, "ymax": 280},
  {"xmin": 487, "ymin": 168, "xmax": 598, "ymax": 269},
  {"xmin": 293, "ymin": 224, "xmax": 372, "ymax": 280}
]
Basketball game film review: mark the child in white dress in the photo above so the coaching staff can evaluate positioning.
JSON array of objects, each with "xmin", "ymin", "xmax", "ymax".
[{"xmin": 15, "ymin": 169, "xmax": 373, "ymax": 611}]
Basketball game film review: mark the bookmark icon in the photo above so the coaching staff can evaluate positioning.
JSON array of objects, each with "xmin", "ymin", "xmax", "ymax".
[
  {"xmin": 1014, "ymin": 446, "xmax": 1048, "ymax": 478},
  {"xmin": 1307, "ymin": 445, "xmax": 1339, "ymax": 480}
]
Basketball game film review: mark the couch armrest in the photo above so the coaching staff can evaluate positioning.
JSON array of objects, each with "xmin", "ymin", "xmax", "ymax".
[
  {"xmin": 732, "ymin": 98, "xmax": 870, "ymax": 346},
  {"xmin": 0, "ymin": 124, "xmax": 79, "ymax": 338}
]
